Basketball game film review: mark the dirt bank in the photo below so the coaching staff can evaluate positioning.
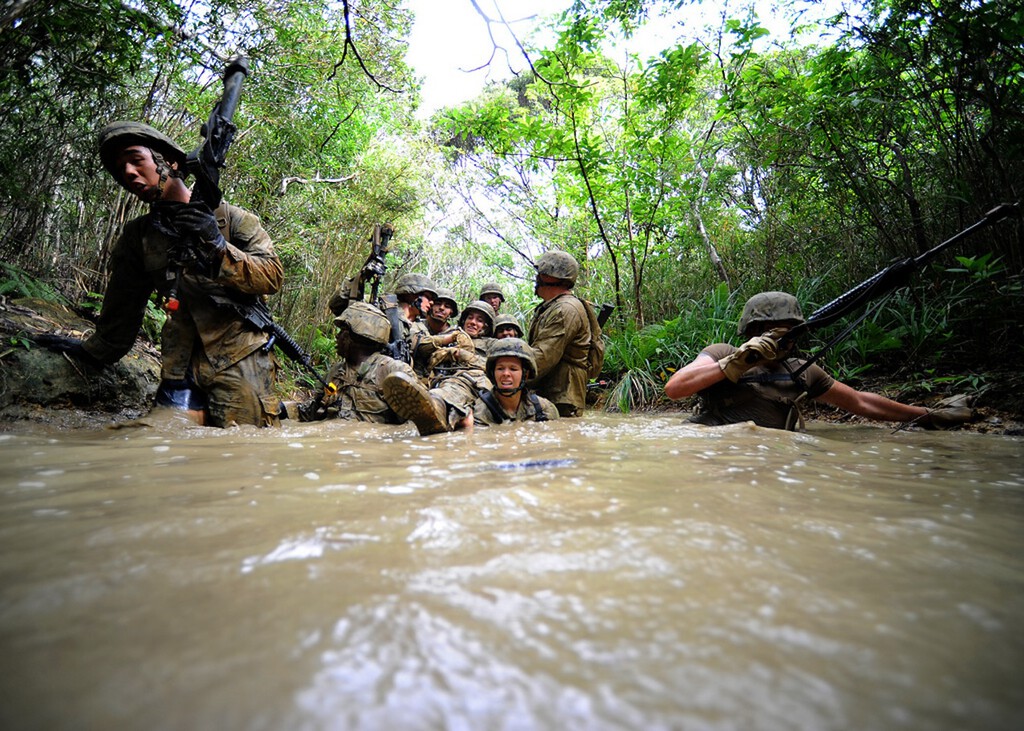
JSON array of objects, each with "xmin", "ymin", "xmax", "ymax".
[{"xmin": 1, "ymin": 297, "xmax": 161, "ymax": 429}]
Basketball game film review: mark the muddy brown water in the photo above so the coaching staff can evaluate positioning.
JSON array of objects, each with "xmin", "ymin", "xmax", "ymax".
[{"xmin": 1, "ymin": 412, "xmax": 1022, "ymax": 730}]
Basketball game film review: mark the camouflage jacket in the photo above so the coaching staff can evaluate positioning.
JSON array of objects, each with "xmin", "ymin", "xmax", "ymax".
[
  {"xmin": 82, "ymin": 203, "xmax": 282, "ymax": 379},
  {"xmin": 528, "ymin": 292, "xmax": 591, "ymax": 415},
  {"xmin": 472, "ymin": 390, "xmax": 560, "ymax": 425},
  {"xmin": 323, "ymin": 352, "xmax": 416, "ymax": 423}
]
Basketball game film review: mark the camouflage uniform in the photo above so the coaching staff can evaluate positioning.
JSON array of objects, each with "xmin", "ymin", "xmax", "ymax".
[
  {"xmin": 81, "ymin": 202, "xmax": 284, "ymax": 427},
  {"xmin": 528, "ymin": 292, "xmax": 590, "ymax": 417},
  {"xmin": 472, "ymin": 392, "xmax": 559, "ymax": 425},
  {"xmin": 322, "ymin": 352, "xmax": 417, "ymax": 423},
  {"xmin": 411, "ymin": 323, "xmax": 474, "ymax": 378},
  {"xmin": 690, "ymin": 344, "xmax": 834, "ymax": 430}
]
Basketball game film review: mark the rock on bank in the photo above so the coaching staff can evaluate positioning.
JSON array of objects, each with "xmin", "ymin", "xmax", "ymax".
[{"xmin": 0, "ymin": 297, "xmax": 160, "ymax": 429}]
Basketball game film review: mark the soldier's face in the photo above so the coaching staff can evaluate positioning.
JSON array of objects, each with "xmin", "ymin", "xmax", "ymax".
[
  {"xmin": 415, "ymin": 292, "xmax": 434, "ymax": 317},
  {"xmin": 430, "ymin": 300, "xmax": 454, "ymax": 322},
  {"xmin": 482, "ymin": 293, "xmax": 502, "ymax": 312},
  {"xmin": 335, "ymin": 327, "xmax": 352, "ymax": 356},
  {"xmin": 494, "ymin": 326, "xmax": 519, "ymax": 339},
  {"xmin": 493, "ymin": 357, "xmax": 523, "ymax": 391},
  {"xmin": 114, "ymin": 145, "xmax": 165, "ymax": 202},
  {"xmin": 463, "ymin": 312, "xmax": 488, "ymax": 337}
]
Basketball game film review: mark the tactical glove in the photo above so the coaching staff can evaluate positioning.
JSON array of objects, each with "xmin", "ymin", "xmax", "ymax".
[
  {"xmin": 718, "ymin": 334, "xmax": 783, "ymax": 382},
  {"xmin": 174, "ymin": 204, "xmax": 227, "ymax": 262},
  {"xmin": 33, "ymin": 333, "xmax": 104, "ymax": 369}
]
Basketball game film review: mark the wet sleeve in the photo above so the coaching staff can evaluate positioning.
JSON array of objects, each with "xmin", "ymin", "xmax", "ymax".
[
  {"xmin": 801, "ymin": 362, "xmax": 835, "ymax": 398},
  {"xmin": 698, "ymin": 343, "xmax": 734, "ymax": 362},
  {"xmin": 214, "ymin": 205, "xmax": 284, "ymax": 296},
  {"xmin": 81, "ymin": 228, "xmax": 153, "ymax": 364}
]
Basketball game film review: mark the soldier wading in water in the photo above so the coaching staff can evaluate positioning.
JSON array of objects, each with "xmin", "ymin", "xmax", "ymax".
[
  {"xmin": 36, "ymin": 122, "xmax": 284, "ymax": 428},
  {"xmin": 295, "ymin": 301, "xmax": 417, "ymax": 423},
  {"xmin": 472, "ymin": 338, "xmax": 560, "ymax": 425},
  {"xmin": 664, "ymin": 291, "xmax": 973, "ymax": 430}
]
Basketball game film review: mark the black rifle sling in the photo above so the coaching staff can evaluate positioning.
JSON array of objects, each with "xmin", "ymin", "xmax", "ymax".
[{"xmin": 480, "ymin": 390, "xmax": 510, "ymax": 423}]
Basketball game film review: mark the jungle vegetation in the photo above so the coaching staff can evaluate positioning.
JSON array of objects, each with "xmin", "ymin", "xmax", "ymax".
[{"xmin": 2, "ymin": 0, "xmax": 1021, "ymax": 409}]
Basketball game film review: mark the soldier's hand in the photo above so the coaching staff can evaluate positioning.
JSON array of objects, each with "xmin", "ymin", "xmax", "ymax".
[
  {"xmin": 175, "ymin": 204, "xmax": 227, "ymax": 261},
  {"xmin": 429, "ymin": 348, "xmax": 457, "ymax": 369},
  {"xmin": 718, "ymin": 334, "xmax": 782, "ymax": 382},
  {"xmin": 33, "ymin": 334, "xmax": 104, "ymax": 369},
  {"xmin": 918, "ymin": 394, "xmax": 973, "ymax": 430},
  {"xmin": 763, "ymin": 327, "xmax": 795, "ymax": 359}
]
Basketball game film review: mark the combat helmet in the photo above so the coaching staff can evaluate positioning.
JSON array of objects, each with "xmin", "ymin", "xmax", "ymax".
[
  {"xmin": 459, "ymin": 299, "xmax": 495, "ymax": 334},
  {"xmin": 334, "ymin": 301, "xmax": 391, "ymax": 345},
  {"xmin": 493, "ymin": 314, "xmax": 523, "ymax": 337},
  {"xmin": 737, "ymin": 291, "xmax": 805, "ymax": 336},
  {"xmin": 98, "ymin": 121, "xmax": 188, "ymax": 184},
  {"xmin": 486, "ymin": 337, "xmax": 538, "ymax": 382},
  {"xmin": 434, "ymin": 287, "xmax": 460, "ymax": 318},
  {"xmin": 394, "ymin": 273, "xmax": 438, "ymax": 299},
  {"xmin": 535, "ymin": 250, "xmax": 579, "ymax": 286},
  {"xmin": 478, "ymin": 282, "xmax": 505, "ymax": 302}
]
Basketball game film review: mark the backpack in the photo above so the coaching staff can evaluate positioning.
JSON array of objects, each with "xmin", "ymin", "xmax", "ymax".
[{"xmin": 581, "ymin": 298, "xmax": 606, "ymax": 380}]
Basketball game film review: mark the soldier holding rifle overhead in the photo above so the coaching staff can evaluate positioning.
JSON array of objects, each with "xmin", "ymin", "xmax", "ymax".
[{"xmin": 36, "ymin": 59, "xmax": 285, "ymax": 427}]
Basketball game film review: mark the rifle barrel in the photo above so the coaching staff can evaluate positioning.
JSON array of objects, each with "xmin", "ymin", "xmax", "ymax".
[
  {"xmin": 796, "ymin": 202, "xmax": 1020, "ymax": 338},
  {"xmin": 216, "ymin": 57, "xmax": 249, "ymax": 123}
]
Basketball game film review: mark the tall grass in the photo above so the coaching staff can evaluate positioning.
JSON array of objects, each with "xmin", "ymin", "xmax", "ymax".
[
  {"xmin": 600, "ymin": 256, "xmax": 1024, "ymax": 412},
  {"xmin": 604, "ymin": 283, "xmax": 742, "ymax": 411}
]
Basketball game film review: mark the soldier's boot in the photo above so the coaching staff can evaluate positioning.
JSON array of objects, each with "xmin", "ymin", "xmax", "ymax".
[{"xmin": 383, "ymin": 371, "xmax": 452, "ymax": 436}]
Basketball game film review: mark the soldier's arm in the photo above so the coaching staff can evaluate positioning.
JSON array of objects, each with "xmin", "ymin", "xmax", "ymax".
[
  {"xmin": 815, "ymin": 380, "xmax": 927, "ymax": 422},
  {"xmin": 81, "ymin": 226, "xmax": 154, "ymax": 365}
]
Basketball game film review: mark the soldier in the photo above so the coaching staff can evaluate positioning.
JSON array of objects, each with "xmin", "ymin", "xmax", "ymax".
[
  {"xmin": 297, "ymin": 302, "xmax": 415, "ymax": 423},
  {"xmin": 478, "ymin": 282, "xmax": 505, "ymax": 314},
  {"xmin": 35, "ymin": 121, "xmax": 283, "ymax": 428},
  {"xmin": 493, "ymin": 314, "xmax": 524, "ymax": 340},
  {"xmin": 383, "ymin": 301, "xmax": 494, "ymax": 436},
  {"xmin": 388, "ymin": 273, "xmax": 437, "ymax": 364},
  {"xmin": 473, "ymin": 338, "xmax": 559, "ymax": 425},
  {"xmin": 528, "ymin": 250, "xmax": 592, "ymax": 417},
  {"xmin": 410, "ymin": 287, "xmax": 473, "ymax": 377},
  {"xmin": 664, "ymin": 291, "xmax": 974, "ymax": 430},
  {"xmin": 459, "ymin": 299, "xmax": 496, "ymax": 357}
]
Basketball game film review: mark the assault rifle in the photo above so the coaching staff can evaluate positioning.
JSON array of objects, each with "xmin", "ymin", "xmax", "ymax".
[
  {"xmin": 596, "ymin": 302, "xmax": 614, "ymax": 328},
  {"xmin": 330, "ymin": 223, "xmax": 411, "ymax": 364},
  {"xmin": 776, "ymin": 202, "xmax": 1020, "ymax": 377},
  {"xmin": 161, "ymin": 55, "xmax": 334, "ymax": 396},
  {"xmin": 154, "ymin": 56, "xmax": 249, "ymax": 278}
]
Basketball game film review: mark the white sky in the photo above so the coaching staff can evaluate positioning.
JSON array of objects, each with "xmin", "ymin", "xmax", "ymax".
[{"xmin": 405, "ymin": 0, "xmax": 573, "ymax": 117}]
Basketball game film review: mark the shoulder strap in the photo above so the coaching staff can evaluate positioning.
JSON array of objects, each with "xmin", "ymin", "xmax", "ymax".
[
  {"xmin": 480, "ymin": 390, "xmax": 510, "ymax": 423},
  {"xmin": 215, "ymin": 202, "xmax": 230, "ymax": 242},
  {"xmin": 528, "ymin": 392, "xmax": 549, "ymax": 422}
]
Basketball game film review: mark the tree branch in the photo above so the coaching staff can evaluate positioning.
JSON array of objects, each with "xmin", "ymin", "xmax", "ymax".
[{"xmin": 279, "ymin": 173, "xmax": 357, "ymax": 196}]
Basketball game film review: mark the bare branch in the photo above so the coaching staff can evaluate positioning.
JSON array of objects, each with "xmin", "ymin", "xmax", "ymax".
[
  {"xmin": 329, "ymin": 0, "xmax": 402, "ymax": 93},
  {"xmin": 279, "ymin": 173, "xmax": 357, "ymax": 197}
]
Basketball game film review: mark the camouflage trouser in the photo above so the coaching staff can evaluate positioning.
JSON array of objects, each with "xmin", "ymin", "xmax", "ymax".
[
  {"xmin": 193, "ymin": 347, "xmax": 280, "ymax": 428},
  {"xmin": 431, "ymin": 371, "xmax": 488, "ymax": 429}
]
